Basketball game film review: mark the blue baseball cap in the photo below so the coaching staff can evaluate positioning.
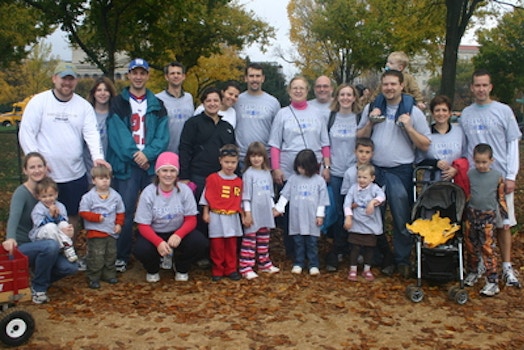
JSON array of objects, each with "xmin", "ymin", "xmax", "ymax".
[{"xmin": 128, "ymin": 58, "xmax": 149, "ymax": 72}]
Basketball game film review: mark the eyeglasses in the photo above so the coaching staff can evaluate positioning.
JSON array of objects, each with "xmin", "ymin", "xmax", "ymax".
[
  {"xmin": 220, "ymin": 149, "xmax": 239, "ymax": 157},
  {"xmin": 315, "ymin": 84, "xmax": 330, "ymax": 89},
  {"xmin": 291, "ymin": 86, "xmax": 307, "ymax": 91}
]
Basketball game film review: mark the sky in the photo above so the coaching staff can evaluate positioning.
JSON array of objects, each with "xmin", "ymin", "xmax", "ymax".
[{"xmin": 45, "ymin": 0, "xmax": 297, "ymax": 77}]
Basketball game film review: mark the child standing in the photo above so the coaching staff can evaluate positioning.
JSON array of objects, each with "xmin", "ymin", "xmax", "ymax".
[
  {"xmin": 79, "ymin": 166, "xmax": 125, "ymax": 289},
  {"xmin": 464, "ymin": 143, "xmax": 508, "ymax": 297},
  {"xmin": 239, "ymin": 142, "xmax": 280, "ymax": 280},
  {"xmin": 200, "ymin": 144, "xmax": 243, "ymax": 281},
  {"xmin": 343, "ymin": 164, "xmax": 385, "ymax": 281},
  {"xmin": 274, "ymin": 149, "xmax": 330, "ymax": 276},
  {"xmin": 29, "ymin": 177, "xmax": 77, "ymax": 262}
]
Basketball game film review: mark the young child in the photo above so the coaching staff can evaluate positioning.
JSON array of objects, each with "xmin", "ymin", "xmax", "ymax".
[
  {"xmin": 239, "ymin": 142, "xmax": 280, "ymax": 280},
  {"xmin": 79, "ymin": 166, "xmax": 125, "ymax": 289},
  {"xmin": 341, "ymin": 138, "xmax": 375, "ymax": 197},
  {"xmin": 371, "ymin": 51, "xmax": 425, "ymax": 110},
  {"xmin": 343, "ymin": 164, "xmax": 385, "ymax": 282},
  {"xmin": 274, "ymin": 149, "xmax": 330, "ymax": 276},
  {"xmin": 464, "ymin": 143, "xmax": 508, "ymax": 297},
  {"xmin": 200, "ymin": 144, "xmax": 243, "ymax": 281},
  {"xmin": 29, "ymin": 177, "xmax": 77, "ymax": 262}
]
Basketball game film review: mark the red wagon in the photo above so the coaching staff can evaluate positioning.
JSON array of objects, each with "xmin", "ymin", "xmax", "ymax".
[{"xmin": 0, "ymin": 247, "xmax": 35, "ymax": 347}]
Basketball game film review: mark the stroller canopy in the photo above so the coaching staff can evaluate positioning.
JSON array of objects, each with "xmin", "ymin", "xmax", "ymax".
[{"xmin": 411, "ymin": 182, "xmax": 466, "ymax": 223}]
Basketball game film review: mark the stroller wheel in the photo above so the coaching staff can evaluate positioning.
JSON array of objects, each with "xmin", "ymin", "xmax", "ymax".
[
  {"xmin": 406, "ymin": 285, "xmax": 424, "ymax": 303},
  {"xmin": 448, "ymin": 286, "xmax": 468, "ymax": 305}
]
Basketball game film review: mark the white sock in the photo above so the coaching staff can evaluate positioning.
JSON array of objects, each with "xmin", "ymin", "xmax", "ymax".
[{"xmin": 363, "ymin": 264, "xmax": 371, "ymax": 272}]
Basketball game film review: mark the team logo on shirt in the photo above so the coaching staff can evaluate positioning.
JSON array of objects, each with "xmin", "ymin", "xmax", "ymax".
[{"xmin": 221, "ymin": 185, "xmax": 241, "ymax": 198}]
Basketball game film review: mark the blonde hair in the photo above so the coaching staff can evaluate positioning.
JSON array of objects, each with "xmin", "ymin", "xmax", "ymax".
[
  {"xmin": 388, "ymin": 51, "xmax": 409, "ymax": 69},
  {"xmin": 91, "ymin": 165, "xmax": 112, "ymax": 179},
  {"xmin": 287, "ymin": 76, "xmax": 310, "ymax": 93}
]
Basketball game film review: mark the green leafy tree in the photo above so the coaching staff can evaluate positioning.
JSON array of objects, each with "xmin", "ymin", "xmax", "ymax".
[
  {"xmin": 287, "ymin": 0, "xmax": 445, "ymax": 84},
  {"xmin": 22, "ymin": 0, "xmax": 274, "ymax": 79},
  {"xmin": 0, "ymin": 1, "xmax": 52, "ymax": 68},
  {"xmin": 474, "ymin": 9, "xmax": 524, "ymax": 105}
]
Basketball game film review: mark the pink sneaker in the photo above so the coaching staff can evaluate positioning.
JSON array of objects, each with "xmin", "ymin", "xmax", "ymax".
[
  {"xmin": 348, "ymin": 270, "xmax": 358, "ymax": 281},
  {"xmin": 362, "ymin": 270, "xmax": 375, "ymax": 281}
]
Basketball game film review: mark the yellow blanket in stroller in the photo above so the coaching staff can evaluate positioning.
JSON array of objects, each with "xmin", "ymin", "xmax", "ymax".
[{"xmin": 406, "ymin": 212, "xmax": 460, "ymax": 248}]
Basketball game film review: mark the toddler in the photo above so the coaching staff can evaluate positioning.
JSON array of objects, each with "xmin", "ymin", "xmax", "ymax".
[
  {"xmin": 29, "ymin": 177, "xmax": 77, "ymax": 262},
  {"xmin": 274, "ymin": 149, "xmax": 330, "ymax": 276}
]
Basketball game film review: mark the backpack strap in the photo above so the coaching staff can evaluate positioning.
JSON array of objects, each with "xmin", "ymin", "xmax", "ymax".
[{"xmin": 327, "ymin": 111, "xmax": 337, "ymax": 132}]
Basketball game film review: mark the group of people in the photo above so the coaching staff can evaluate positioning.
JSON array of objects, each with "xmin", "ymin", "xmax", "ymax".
[{"xmin": 3, "ymin": 51, "xmax": 521, "ymax": 304}]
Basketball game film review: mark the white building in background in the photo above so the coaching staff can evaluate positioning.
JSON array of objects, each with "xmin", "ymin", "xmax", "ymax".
[{"xmin": 71, "ymin": 47, "xmax": 129, "ymax": 80}]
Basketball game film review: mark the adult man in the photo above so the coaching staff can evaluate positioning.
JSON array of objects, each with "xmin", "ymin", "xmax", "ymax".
[
  {"xmin": 234, "ymin": 63, "xmax": 281, "ymax": 165},
  {"xmin": 155, "ymin": 62, "xmax": 194, "ymax": 153},
  {"xmin": 19, "ymin": 61, "xmax": 109, "ymax": 234},
  {"xmin": 460, "ymin": 69, "xmax": 521, "ymax": 288},
  {"xmin": 308, "ymin": 75, "xmax": 334, "ymax": 121},
  {"xmin": 106, "ymin": 58, "xmax": 169, "ymax": 272},
  {"xmin": 357, "ymin": 70, "xmax": 431, "ymax": 278}
]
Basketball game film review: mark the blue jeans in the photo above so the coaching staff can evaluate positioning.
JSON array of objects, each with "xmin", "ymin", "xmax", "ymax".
[
  {"xmin": 374, "ymin": 164, "xmax": 414, "ymax": 266},
  {"xmin": 113, "ymin": 166, "xmax": 152, "ymax": 263},
  {"xmin": 19, "ymin": 240, "xmax": 78, "ymax": 293},
  {"xmin": 329, "ymin": 175, "xmax": 348, "ymax": 256},
  {"xmin": 293, "ymin": 235, "xmax": 319, "ymax": 268}
]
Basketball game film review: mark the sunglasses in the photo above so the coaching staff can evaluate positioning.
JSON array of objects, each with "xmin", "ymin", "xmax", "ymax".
[{"xmin": 220, "ymin": 149, "xmax": 239, "ymax": 157}]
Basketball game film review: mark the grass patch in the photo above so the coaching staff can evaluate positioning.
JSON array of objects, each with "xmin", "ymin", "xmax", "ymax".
[{"xmin": 0, "ymin": 129, "xmax": 23, "ymax": 223}]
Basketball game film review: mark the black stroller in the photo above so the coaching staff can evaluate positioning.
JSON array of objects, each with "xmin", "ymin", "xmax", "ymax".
[{"xmin": 405, "ymin": 166, "xmax": 468, "ymax": 304}]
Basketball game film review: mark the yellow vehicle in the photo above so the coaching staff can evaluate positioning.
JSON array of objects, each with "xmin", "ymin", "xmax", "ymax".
[{"xmin": 0, "ymin": 96, "xmax": 31, "ymax": 127}]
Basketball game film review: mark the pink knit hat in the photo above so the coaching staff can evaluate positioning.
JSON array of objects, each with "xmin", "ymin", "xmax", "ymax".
[{"xmin": 155, "ymin": 152, "xmax": 179, "ymax": 173}]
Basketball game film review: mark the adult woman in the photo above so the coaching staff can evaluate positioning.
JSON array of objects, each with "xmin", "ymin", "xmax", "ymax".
[
  {"xmin": 194, "ymin": 81, "xmax": 241, "ymax": 128},
  {"xmin": 417, "ymin": 95, "xmax": 466, "ymax": 182},
  {"xmin": 268, "ymin": 76, "xmax": 330, "ymax": 257},
  {"xmin": 269, "ymin": 76, "xmax": 330, "ymax": 185},
  {"xmin": 2, "ymin": 152, "xmax": 78, "ymax": 304},
  {"xmin": 86, "ymin": 77, "xmax": 117, "ymax": 164},
  {"xmin": 324, "ymin": 84, "xmax": 360, "ymax": 269},
  {"xmin": 133, "ymin": 152, "xmax": 209, "ymax": 282},
  {"xmin": 179, "ymin": 87, "xmax": 237, "ymax": 202}
]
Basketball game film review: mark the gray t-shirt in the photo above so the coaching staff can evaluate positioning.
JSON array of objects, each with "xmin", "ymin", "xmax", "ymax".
[
  {"xmin": 468, "ymin": 168, "xmax": 502, "ymax": 212},
  {"xmin": 234, "ymin": 92, "xmax": 281, "ymax": 159},
  {"xmin": 79, "ymin": 187, "xmax": 125, "ymax": 238},
  {"xmin": 329, "ymin": 112, "xmax": 358, "ymax": 177},
  {"xmin": 155, "ymin": 90, "xmax": 195, "ymax": 153},
  {"xmin": 308, "ymin": 99, "xmax": 331, "ymax": 123},
  {"xmin": 341, "ymin": 165, "xmax": 358, "ymax": 196},
  {"xmin": 460, "ymin": 101, "xmax": 522, "ymax": 177},
  {"xmin": 242, "ymin": 167, "xmax": 276, "ymax": 234},
  {"xmin": 134, "ymin": 182, "xmax": 198, "ymax": 233},
  {"xmin": 343, "ymin": 183, "xmax": 385, "ymax": 235},
  {"xmin": 416, "ymin": 124, "xmax": 466, "ymax": 181},
  {"xmin": 269, "ymin": 106, "xmax": 330, "ymax": 180},
  {"xmin": 280, "ymin": 174, "xmax": 330, "ymax": 237},
  {"xmin": 359, "ymin": 103, "xmax": 430, "ymax": 167}
]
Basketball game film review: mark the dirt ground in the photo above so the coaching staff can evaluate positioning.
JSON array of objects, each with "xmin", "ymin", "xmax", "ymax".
[{"xmin": 9, "ymin": 228, "xmax": 524, "ymax": 350}]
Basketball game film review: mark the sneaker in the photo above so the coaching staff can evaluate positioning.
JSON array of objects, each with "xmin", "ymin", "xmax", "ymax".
[
  {"xmin": 381, "ymin": 265, "xmax": 396, "ymax": 276},
  {"xmin": 146, "ymin": 273, "xmax": 160, "ymax": 283},
  {"xmin": 348, "ymin": 270, "xmax": 358, "ymax": 281},
  {"xmin": 175, "ymin": 272, "xmax": 189, "ymax": 282},
  {"xmin": 259, "ymin": 266, "xmax": 280, "ymax": 274},
  {"xmin": 63, "ymin": 245, "xmax": 78, "ymax": 262},
  {"xmin": 309, "ymin": 267, "xmax": 320, "ymax": 276},
  {"xmin": 480, "ymin": 280, "xmax": 500, "ymax": 296},
  {"xmin": 326, "ymin": 265, "xmax": 338, "ymax": 272},
  {"xmin": 362, "ymin": 270, "xmax": 375, "ymax": 281},
  {"xmin": 227, "ymin": 272, "xmax": 242, "ymax": 281},
  {"xmin": 88, "ymin": 280, "xmax": 101, "ymax": 289},
  {"xmin": 115, "ymin": 259, "xmax": 127, "ymax": 273},
  {"xmin": 104, "ymin": 278, "xmax": 118, "ymax": 284},
  {"xmin": 291, "ymin": 266, "xmax": 302, "ymax": 274},
  {"xmin": 160, "ymin": 255, "xmax": 173, "ymax": 270},
  {"xmin": 77, "ymin": 257, "xmax": 87, "ymax": 271},
  {"xmin": 502, "ymin": 267, "xmax": 521, "ymax": 288},
  {"xmin": 243, "ymin": 271, "xmax": 259, "ymax": 280},
  {"xmin": 464, "ymin": 272, "xmax": 480, "ymax": 287},
  {"xmin": 32, "ymin": 291, "xmax": 49, "ymax": 304}
]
